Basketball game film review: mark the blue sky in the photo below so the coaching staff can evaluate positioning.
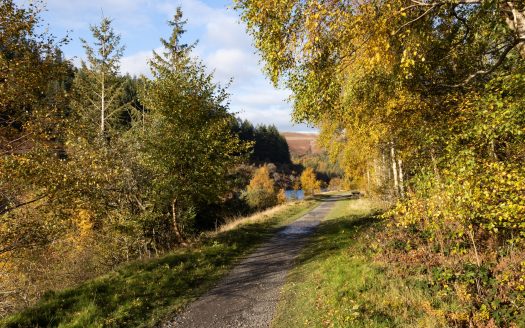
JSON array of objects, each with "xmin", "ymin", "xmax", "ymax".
[{"xmin": 16, "ymin": 0, "xmax": 316, "ymax": 132}]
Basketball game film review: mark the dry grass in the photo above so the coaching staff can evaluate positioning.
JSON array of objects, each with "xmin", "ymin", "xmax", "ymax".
[{"xmin": 216, "ymin": 201, "xmax": 310, "ymax": 234}]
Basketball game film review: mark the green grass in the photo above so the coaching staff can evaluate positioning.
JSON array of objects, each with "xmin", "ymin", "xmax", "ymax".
[
  {"xmin": 2, "ymin": 200, "xmax": 318, "ymax": 328},
  {"xmin": 272, "ymin": 198, "xmax": 448, "ymax": 328}
]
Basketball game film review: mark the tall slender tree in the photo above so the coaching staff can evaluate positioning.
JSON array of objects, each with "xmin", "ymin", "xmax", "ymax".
[{"xmin": 72, "ymin": 17, "xmax": 127, "ymax": 141}]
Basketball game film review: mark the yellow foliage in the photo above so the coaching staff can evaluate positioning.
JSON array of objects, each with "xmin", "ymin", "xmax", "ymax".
[
  {"xmin": 245, "ymin": 165, "xmax": 278, "ymax": 210},
  {"xmin": 301, "ymin": 167, "xmax": 321, "ymax": 196},
  {"xmin": 277, "ymin": 188, "xmax": 287, "ymax": 204},
  {"xmin": 247, "ymin": 165, "xmax": 275, "ymax": 194},
  {"xmin": 77, "ymin": 209, "xmax": 94, "ymax": 238}
]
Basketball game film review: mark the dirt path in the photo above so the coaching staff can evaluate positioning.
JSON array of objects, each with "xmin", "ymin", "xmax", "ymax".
[{"xmin": 161, "ymin": 199, "xmax": 337, "ymax": 328}]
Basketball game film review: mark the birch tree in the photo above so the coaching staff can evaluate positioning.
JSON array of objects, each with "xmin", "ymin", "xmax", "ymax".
[{"xmin": 235, "ymin": 1, "xmax": 525, "ymax": 323}]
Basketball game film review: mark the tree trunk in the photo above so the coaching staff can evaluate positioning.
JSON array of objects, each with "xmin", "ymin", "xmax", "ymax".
[
  {"xmin": 384, "ymin": 152, "xmax": 391, "ymax": 181},
  {"xmin": 398, "ymin": 159, "xmax": 405, "ymax": 198},
  {"xmin": 101, "ymin": 70, "xmax": 105, "ymax": 136},
  {"xmin": 502, "ymin": 2, "xmax": 525, "ymax": 57},
  {"xmin": 366, "ymin": 165, "xmax": 371, "ymax": 195},
  {"xmin": 171, "ymin": 198, "xmax": 187, "ymax": 246},
  {"xmin": 373, "ymin": 158, "xmax": 381, "ymax": 187},
  {"xmin": 430, "ymin": 147, "xmax": 442, "ymax": 186},
  {"xmin": 391, "ymin": 145, "xmax": 399, "ymax": 197},
  {"xmin": 490, "ymin": 140, "xmax": 499, "ymax": 160}
]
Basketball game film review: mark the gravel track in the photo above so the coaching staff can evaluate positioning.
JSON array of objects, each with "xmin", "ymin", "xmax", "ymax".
[{"xmin": 161, "ymin": 199, "xmax": 337, "ymax": 328}]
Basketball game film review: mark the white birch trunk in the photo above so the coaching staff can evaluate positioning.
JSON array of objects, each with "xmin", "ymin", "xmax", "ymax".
[
  {"xmin": 366, "ymin": 165, "xmax": 371, "ymax": 195},
  {"xmin": 503, "ymin": 2, "xmax": 525, "ymax": 57},
  {"xmin": 398, "ymin": 158, "xmax": 405, "ymax": 198},
  {"xmin": 384, "ymin": 152, "xmax": 391, "ymax": 181},
  {"xmin": 391, "ymin": 145, "xmax": 399, "ymax": 196}
]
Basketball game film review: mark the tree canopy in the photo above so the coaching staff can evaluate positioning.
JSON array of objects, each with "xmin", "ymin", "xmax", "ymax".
[
  {"xmin": 233, "ymin": 120, "xmax": 291, "ymax": 164},
  {"xmin": 138, "ymin": 8, "xmax": 250, "ymax": 241},
  {"xmin": 235, "ymin": 0, "xmax": 525, "ymax": 324}
]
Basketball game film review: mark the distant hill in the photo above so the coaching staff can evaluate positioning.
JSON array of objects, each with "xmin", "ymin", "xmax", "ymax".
[{"xmin": 281, "ymin": 132, "xmax": 321, "ymax": 156}]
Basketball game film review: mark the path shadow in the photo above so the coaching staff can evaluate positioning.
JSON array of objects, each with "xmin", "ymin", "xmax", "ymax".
[
  {"xmin": 312, "ymin": 193, "xmax": 361, "ymax": 202},
  {"xmin": 293, "ymin": 213, "xmax": 382, "ymax": 268}
]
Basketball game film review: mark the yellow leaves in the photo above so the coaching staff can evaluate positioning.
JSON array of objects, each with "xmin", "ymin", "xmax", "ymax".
[
  {"xmin": 248, "ymin": 165, "xmax": 275, "ymax": 193},
  {"xmin": 300, "ymin": 167, "xmax": 321, "ymax": 196},
  {"xmin": 277, "ymin": 188, "xmax": 287, "ymax": 204},
  {"xmin": 76, "ymin": 209, "xmax": 94, "ymax": 238}
]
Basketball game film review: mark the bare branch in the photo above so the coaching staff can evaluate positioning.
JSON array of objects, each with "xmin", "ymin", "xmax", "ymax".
[
  {"xmin": 446, "ymin": 38, "xmax": 523, "ymax": 87},
  {"xmin": 0, "ymin": 194, "xmax": 48, "ymax": 215},
  {"xmin": 393, "ymin": 4, "xmax": 439, "ymax": 35}
]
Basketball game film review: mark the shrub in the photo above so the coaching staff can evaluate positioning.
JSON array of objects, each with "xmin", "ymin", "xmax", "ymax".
[{"xmin": 245, "ymin": 166, "xmax": 277, "ymax": 210}]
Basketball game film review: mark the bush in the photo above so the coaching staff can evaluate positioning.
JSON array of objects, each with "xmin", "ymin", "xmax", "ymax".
[
  {"xmin": 245, "ymin": 188, "xmax": 278, "ymax": 210},
  {"xmin": 245, "ymin": 165, "xmax": 278, "ymax": 210}
]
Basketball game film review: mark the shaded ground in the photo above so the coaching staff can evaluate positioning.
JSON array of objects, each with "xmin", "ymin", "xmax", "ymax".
[{"xmin": 162, "ymin": 197, "xmax": 343, "ymax": 328}]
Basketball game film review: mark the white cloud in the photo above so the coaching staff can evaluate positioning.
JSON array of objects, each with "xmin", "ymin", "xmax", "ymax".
[
  {"xmin": 204, "ymin": 14, "xmax": 252, "ymax": 49},
  {"xmin": 159, "ymin": 0, "xmax": 304, "ymax": 131},
  {"xmin": 120, "ymin": 50, "xmax": 154, "ymax": 76},
  {"xmin": 23, "ymin": 0, "xmax": 311, "ymax": 131},
  {"xmin": 232, "ymin": 88, "xmax": 292, "ymax": 107},
  {"xmin": 206, "ymin": 48, "xmax": 259, "ymax": 83}
]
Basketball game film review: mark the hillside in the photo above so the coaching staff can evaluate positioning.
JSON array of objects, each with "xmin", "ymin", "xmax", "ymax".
[{"xmin": 281, "ymin": 132, "xmax": 321, "ymax": 156}]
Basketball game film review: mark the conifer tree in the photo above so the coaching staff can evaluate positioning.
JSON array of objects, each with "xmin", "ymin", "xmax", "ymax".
[
  {"xmin": 72, "ymin": 17, "xmax": 127, "ymax": 142},
  {"xmin": 139, "ymin": 8, "xmax": 249, "ymax": 243}
]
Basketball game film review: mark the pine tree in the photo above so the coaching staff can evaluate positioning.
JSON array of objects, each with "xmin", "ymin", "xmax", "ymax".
[
  {"xmin": 139, "ymin": 8, "xmax": 249, "ymax": 243},
  {"xmin": 71, "ymin": 16, "xmax": 127, "ymax": 142}
]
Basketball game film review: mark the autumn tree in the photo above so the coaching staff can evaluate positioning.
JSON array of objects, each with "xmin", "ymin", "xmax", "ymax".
[
  {"xmin": 0, "ymin": 0, "xmax": 72, "ymax": 255},
  {"xmin": 300, "ymin": 167, "xmax": 321, "ymax": 196},
  {"xmin": 277, "ymin": 188, "xmax": 287, "ymax": 204},
  {"xmin": 0, "ymin": 0, "xmax": 79, "ymax": 313},
  {"xmin": 236, "ymin": 0, "xmax": 525, "ymax": 324},
  {"xmin": 245, "ymin": 165, "xmax": 278, "ymax": 210},
  {"xmin": 234, "ymin": 0, "xmax": 525, "ymax": 224}
]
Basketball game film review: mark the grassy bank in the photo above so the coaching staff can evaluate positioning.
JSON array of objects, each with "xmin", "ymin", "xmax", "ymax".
[
  {"xmin": 2, "ymin": 200, "xmax": 317, "ymax": 328},
  {"xmin": 272, "ymin": 198, "xmax": 451, "ymax": 328}
]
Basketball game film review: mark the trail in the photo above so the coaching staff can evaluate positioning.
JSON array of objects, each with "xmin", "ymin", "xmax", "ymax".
[{"xmin": 161, "ymin": 197, "xmax": 340, "ymax": 328}]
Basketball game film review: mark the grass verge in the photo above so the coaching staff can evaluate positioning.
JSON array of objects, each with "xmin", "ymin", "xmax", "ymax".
[
  {"xmin": 2, "ymin": 200, "xmax": 317, "ymax": 328},
  {"xmin": 272, "ymin": 198, "xmax": 450, "ymax": 328}
]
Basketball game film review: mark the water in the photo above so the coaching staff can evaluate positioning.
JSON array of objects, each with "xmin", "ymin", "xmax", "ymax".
[{"xmin": 285, "ymin": 189, "xmax": 305, "ymax": 200}]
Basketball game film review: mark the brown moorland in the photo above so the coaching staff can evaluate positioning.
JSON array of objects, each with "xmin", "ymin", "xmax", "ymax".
[{"xmin": 281, "ymin": 132, "xmax": 320, "ymax": 156}]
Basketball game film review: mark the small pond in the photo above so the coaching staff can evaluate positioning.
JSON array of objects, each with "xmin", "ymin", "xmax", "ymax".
[{"xmin": 285, "ymin": 189, "xmax": 305, "ymax": 200}]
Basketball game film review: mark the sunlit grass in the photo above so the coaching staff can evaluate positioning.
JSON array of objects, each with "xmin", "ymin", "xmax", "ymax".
[
  {"xmin": 2, "ymin": 200, "xmax": 317, "ymax": 328},
  {"xmin": 215, "ymin": 201, "xmax": 308, "ymax": 233},
  {"xmin": 272, "ymin": 198, "xmax": 448, "ymax": 328}
]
